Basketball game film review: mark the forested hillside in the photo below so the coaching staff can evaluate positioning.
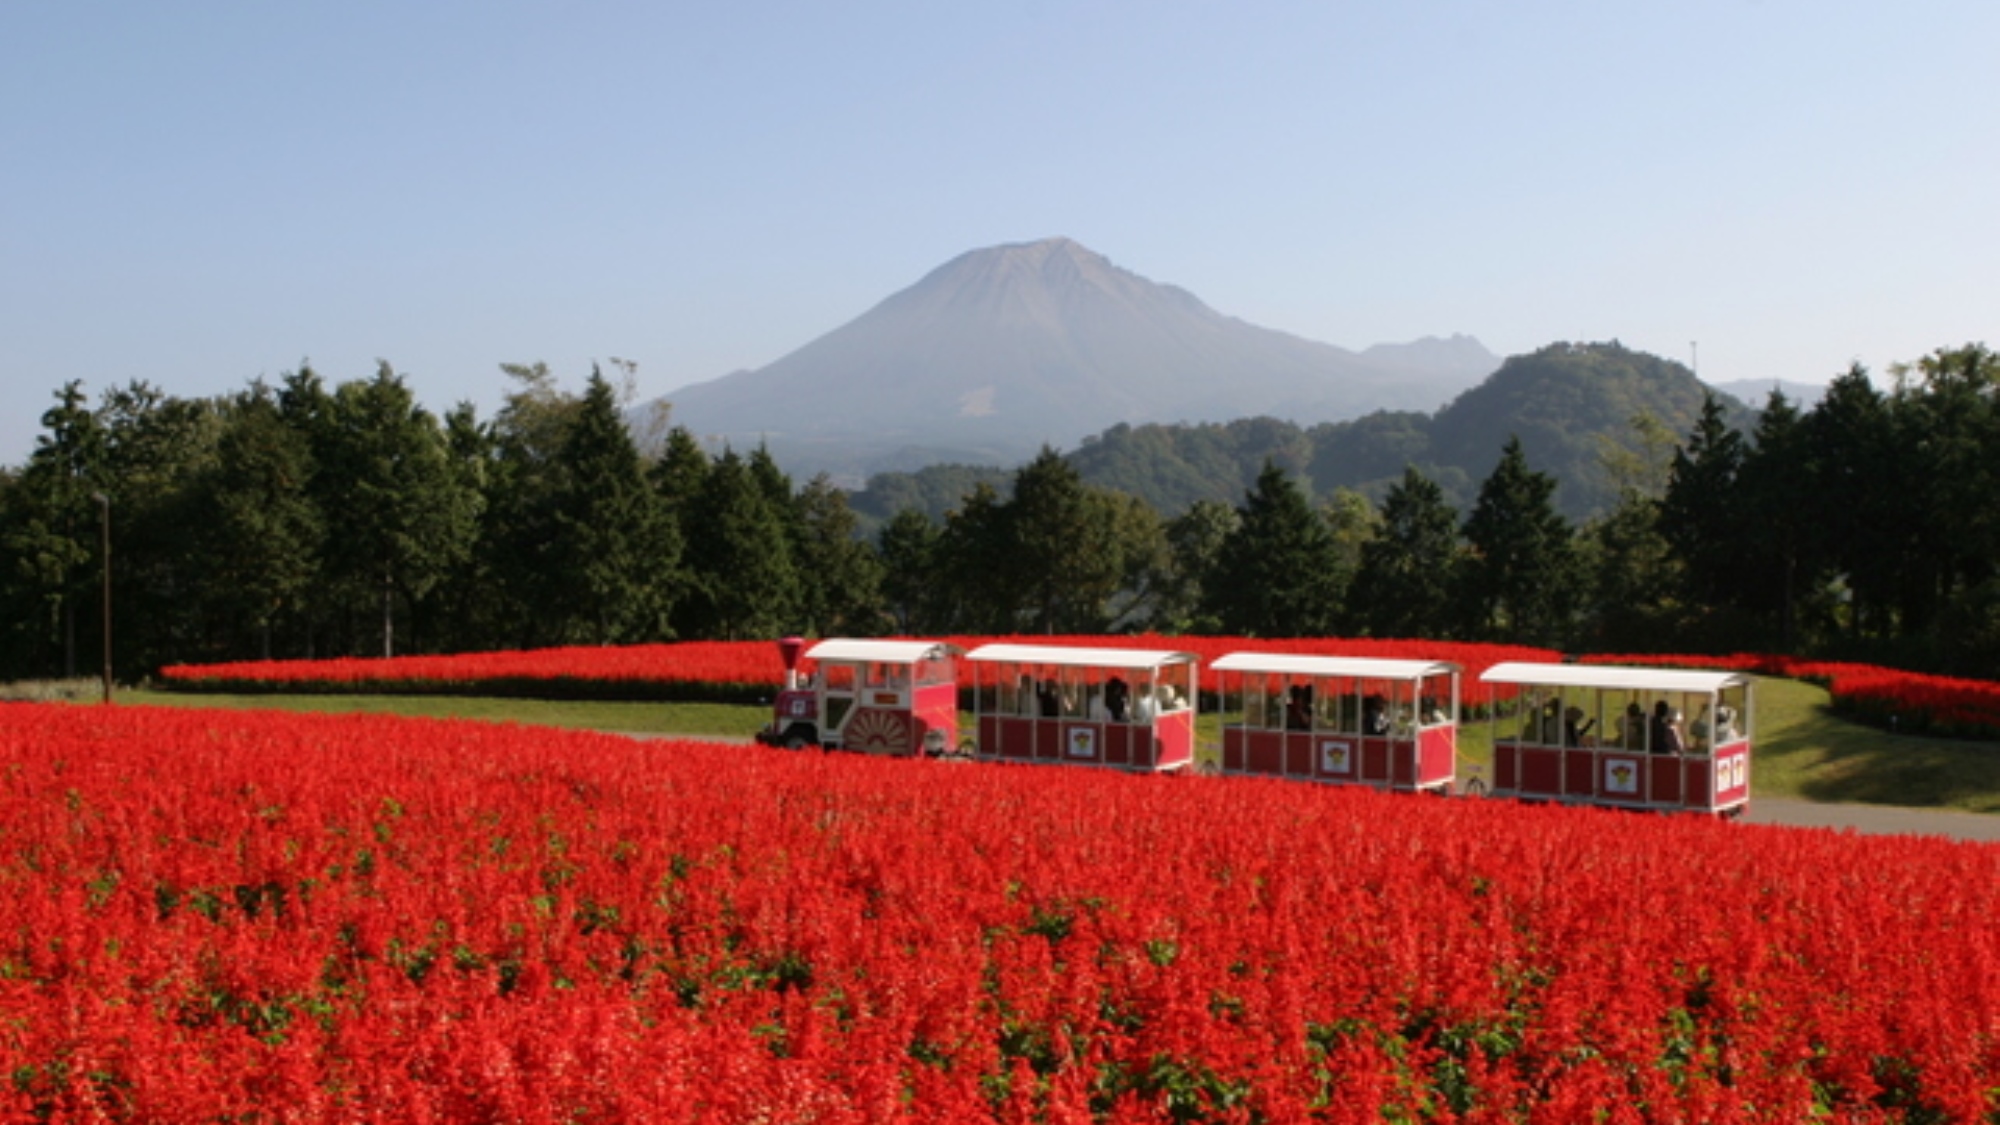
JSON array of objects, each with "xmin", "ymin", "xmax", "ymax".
[
  {"xmin": 2, "ymin": 343, "xmax": 1993, "ymax": 682},
  {"xmin": 853, "ymin": 342, "xmax": 1751, "ymax": 524}
]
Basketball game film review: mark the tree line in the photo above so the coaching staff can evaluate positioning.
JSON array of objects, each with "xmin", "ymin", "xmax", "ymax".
[{"xmin": 2, "ymin": 344, "xmax": 1994, "ymax": 684}]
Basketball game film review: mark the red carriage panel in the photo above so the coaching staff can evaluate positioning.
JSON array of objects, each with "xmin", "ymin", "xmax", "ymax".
[
  {"xmin": 1222, "ymin": 728, "xmax": 1250, "ymax": 773},
  {"xmin": 1033, "ymin": 718, "xmax": 1063, "ymax": 761},
  {"xmin": 1517, "ymin": 746, "xmax": 1563, "ymax": 797},
  {"xmin": 1243, "ymin": 729, "xmax": 1284, "ymax": 775},
  {"xmin": 1650, "ymin": 755, "xmax": 1684, "ymax": 805},
  {"xmin": 1563, "ymin": 748, "xmax": 1596, "ymax": 799},
  {"xmin": 1152, "ymin": 707, "xmax": 1194, "ymax": 771},
  {"xmin": 1359, "ymin": 738, "xmax": 1391, "ymax": 785},
  {"xmin": 1494, "ymin": 741, "xmax": 1519, "ymax": 792},
  {"xmin": 1102, "ymin": 722, "xmax": 1133, "ymax": 768},
  {"xmin": 1284, "ymin": 733, "xmax": 1314, "ymax": 778},
  {"xmin": 1390, "ymin": 737, "xmax": 1418, "ymax": 788},
  {"xmin": 1418, "ymin": 725, "xmax": 1456, "ymax": 788}
]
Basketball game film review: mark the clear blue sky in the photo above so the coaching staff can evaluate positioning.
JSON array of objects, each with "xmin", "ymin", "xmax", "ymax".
[{"xmin": 5, "ymin": 1, "xmax": 1994, "ymax": 468}]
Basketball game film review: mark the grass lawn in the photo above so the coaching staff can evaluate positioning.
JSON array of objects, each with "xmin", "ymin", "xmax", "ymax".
[{"xmin": 79, "ymin": 676, "xmax": 2000, "ymax": 814}]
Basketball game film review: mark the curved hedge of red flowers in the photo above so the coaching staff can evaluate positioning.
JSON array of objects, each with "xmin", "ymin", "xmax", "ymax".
[
  {"xmin": 1587, "ymin": 653, "xmax": 2000, "ymax": 742},
  {"xmin": 160, "ymin": 637, "xmax": 1561, "ymax": 710},
  {"xmin": 158, "ymin": 641, "xmax": 790, "ymax": 702},
  {"xmin": 4, "ymin": 703, "xmax": 1996, "ymax": 1120}
]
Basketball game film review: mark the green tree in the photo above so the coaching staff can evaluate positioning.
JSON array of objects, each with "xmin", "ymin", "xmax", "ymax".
[
  {"xmin": 544, "ymin": 367, "xmax": 678, "ymax": 643},
  {"xmin": 931, "ymin": 483, "xmax": 1014, "ymax": 633},
  {"xmin": 1658, "ymin": 393, "xmax": 1746, "ymax": 635},
  {"xmin": 1005, "ymin": 448, "xmax": 1128, "ymax": 633},
  {"xmin": 1, "ymin": 382, "xmax": 106, "ymax": 676},
  {"xmin": 95, "ymin": 382, "xmax": 224, "ymax": 673},
  {"xmin": 1895, "ymin": 344, "xmax": 2000, "ymax": 666},
  {"xmin": 1576, "ymin": 412, "xmax": 1682, "ymax": 653},
  {"xmin": 318, "ymin": 363, "xmax": 482, "ymax": 656},
  {"xmin": 1459, "ymin": 438, "xmax": 1575, "ymax": 647},
  {"xmin": 199, "ymin": 384, "xmax": 325, "ymax": 659},
  {"xmin": 1805, "ymin": 365, "xmax": 1903, "ymax": 644},
  {"xmin": 793, "ymin": 474, "xmax": 885, "ymax": 637},
  {"xmin": 1349, "ymin": 466, "xmax": 1460, "ymax": 639},
  {"xmin": 1201, "ymin": 461, "xmax": 1342, "ymax": 637},
  {"xmin": 1320, "ymin": 487, "xmax": 1378, "ymax": 630},
  {"xmin": 1734, "ymin": 390, "xmax": 1826, "ymax": 651},
  {"xmin": 877, "ymin": 508, "xmax": 940, "ymax": 633},
  {"xmin": 680, "ymin": 449, "xmax": 800, "ymax": 640},
  {"xmin": 1151, "ymin": 499, "xmax": 1237, "ymax": 633}
]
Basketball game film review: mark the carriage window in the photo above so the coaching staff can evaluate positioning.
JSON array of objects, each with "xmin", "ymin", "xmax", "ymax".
[
  {"xmin": 822, "ymin": 663, "xmax": 855, "ymax": 693},
  {"xmin": 1418, "ymin": 673, "xmax": 1453, "ymax": 728},
  {"xmin": 1604, "ymin": 690, "xmax": 1645, "ymax": 751},
  {"xmin": 1242, "ymin": 675, "xmax": 1270, "ymax": 729},
  {"xmin": 1059, "ymin": 669, "xmax": 1087, "ymax": 718},
  {"xmin": 915, "ymin": 656, "xmax": 953, "ymax": 688},
  {"xmin": 1519, "ymin": 689, "xmax": 1561, "ymax": 746},
  {"xmin": 1716, "ymin": 684, "xmax": 1749, "ymax": 744},
  {"xmin": 1687, "ymin": 690, "xmax": 1744, "ymax": 753}
]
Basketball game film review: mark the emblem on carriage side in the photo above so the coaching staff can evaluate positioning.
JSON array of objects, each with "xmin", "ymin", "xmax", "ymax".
[{"xmin": 1067, "ymin": 727, "xmax": 1096, "ymax": 758}]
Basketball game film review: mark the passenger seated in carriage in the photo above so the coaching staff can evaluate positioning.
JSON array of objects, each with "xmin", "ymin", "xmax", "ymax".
[
  {"xmin": 1105, "ymin": 677, "xmax": 1131, "ymax": 723},
  {"xmin": 1285, "ymin": 684, "xmax": 1314, "ymax": 731},
  {"xmin": 1564, "ymin": 706, "xmax": 1596, "ymax": 747},
  {"xmin": 1036, "ymin": 678, "xmax": 1067, "ymax": 718},
  {"xmin": 1649, "ymin": 701, "xmax": 1686, "ymax": 755},
  {"xmin": 1362, "ymin": 693, "xmax": 1392, "ymax": 736},
  {"xmin": 1615, "ymin": 702, "xmax": 1646, "ymax": 750}
]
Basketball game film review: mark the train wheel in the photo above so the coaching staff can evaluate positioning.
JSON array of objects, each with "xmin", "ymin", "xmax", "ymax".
[{"xmin": 781, "ymin": 725, "xmax": 815, "ymax": 751}]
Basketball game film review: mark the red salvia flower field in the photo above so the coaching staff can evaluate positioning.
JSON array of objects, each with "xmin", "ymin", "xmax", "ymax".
[{"xmin": 4, "ymin": 703, "xmax": 1996, "ymax": 1121}]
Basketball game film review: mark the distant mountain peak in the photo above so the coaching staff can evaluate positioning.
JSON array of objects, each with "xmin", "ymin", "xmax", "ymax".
[{"xmin": 658, "ymin": 239, "xmax": 1498, "ymax": 478}]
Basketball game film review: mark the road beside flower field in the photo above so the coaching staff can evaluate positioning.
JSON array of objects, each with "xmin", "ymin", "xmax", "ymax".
[{"xmin": 1744, "ymin": 797, "xmax": 2000, "ymax": 841}]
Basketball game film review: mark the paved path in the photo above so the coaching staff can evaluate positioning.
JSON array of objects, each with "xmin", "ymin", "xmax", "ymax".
[{"xmin": 1743, "ymin": 798, "xmax": 2000, "ymax": 842}]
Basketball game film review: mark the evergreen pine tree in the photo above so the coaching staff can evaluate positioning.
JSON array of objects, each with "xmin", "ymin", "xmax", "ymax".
[
  {"xmin": 681, "ymin": 449, "xmax": 800, "ymax": 640},
  {"xmin": 1460, "ymin": 438, "xmax": 1575, "ymax": 647},
  {"xmin": 1201, "ymin": 461, "xmax": 1341, "ymax": 637},
  {"xmin": 547, "ymin": 367, "xmax": 678, "ymax": 643},
  {"xmin": 1349, "ymin": 466, "xmax": 1460, "ymax": 639}
]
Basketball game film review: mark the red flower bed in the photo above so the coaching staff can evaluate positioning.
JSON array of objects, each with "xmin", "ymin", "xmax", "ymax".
[
  {"xmin": 4, "ymin": 703, "xmax": 1995, "ymax": 1120},
  {"xmin": 162, "ymin": 637, "xmax": 1560, "ymax": 709},
  {"xmin": 159, "ymin": 641, "xmax": 788, "ymax": 701},
  {"xmin": 1586, "ymin": 653, "xmax": 2000, "ymax": 741}
]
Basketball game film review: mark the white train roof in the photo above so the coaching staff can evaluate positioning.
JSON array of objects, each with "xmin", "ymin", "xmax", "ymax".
[
  {"xmin": 965, "ymin": 643, "xmax": 1196, "ymax": 671},
  {"xmin": 803, "ymin": 639, "xmax": 961, "ymax": 664},
  {"xmin": 1479, "ymin": 661, "xmax": 1751, "ymax": 693},
  {"xmin": 1210, "ymin": 652, "xmax": 1459, "ymax": 679}
]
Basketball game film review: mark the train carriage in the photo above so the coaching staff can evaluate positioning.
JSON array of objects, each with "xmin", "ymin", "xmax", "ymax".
[
  {"xmin": 1210, "ymin": 653, "xmax": 1460, "ymax": 793},
  {"xmin": 965, "ymin": 643, "xmax": 1198, "ymax": 772},
  {"xmin": 757, "ymin": 637, "xmax": 963, "ymax": 757},
  {"xmin": 1478, "ymin": 661, "xmax": 1753, "ymax": 814}
]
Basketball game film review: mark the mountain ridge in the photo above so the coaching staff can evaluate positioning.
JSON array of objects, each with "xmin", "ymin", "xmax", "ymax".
[{"xmin": 656, "ymin": 238, "xmax": 1499, "ymax": 478}]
